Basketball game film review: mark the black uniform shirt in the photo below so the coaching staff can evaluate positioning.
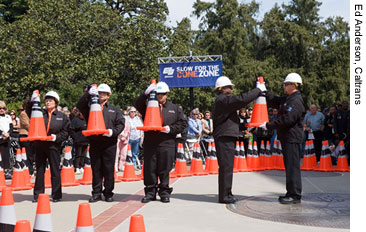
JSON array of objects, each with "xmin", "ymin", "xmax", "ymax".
[
  {"xmin": 213, "ymin": 88, "xmax": 261, "ymax": 139},
  {"xmin": 266, "ymin": 91, "xmax": 306, "ymax": 143},
  {"xmin": 135, "ymin": 93, "xmax": 187, "ymax": 148}
]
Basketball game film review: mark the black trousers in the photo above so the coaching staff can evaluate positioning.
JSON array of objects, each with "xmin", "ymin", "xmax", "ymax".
[
  {"xmin": 0, "ymin": 141, "xmax": 10, "ymax": 169},
  {"xmin": 312, "ymin": 131, "xmax": 323, "ymax": 162},
  {"xmin": 281, "ymin": 141, "xmax": 302, "ymax": 200},
  {"xmin": 19, "ymin": 134, "xmax": 35, "ymax": 174},
  {"xmin": 89, "ymin": 143, "xmax": 116, "ymax": 198},
  {"xmin": 74, "ymin": 144, "xmax": 88, "ymax": 169},
  {"xmin": 33, "ymin": 142, "xmax": 62, "ymax": 200},
  {"xmin": 215, "ymin": 136, "xmax": 236, "ymax": 202},
  {"xmin": 143, "ymin": 144, "xmax": 175, "ymax": 197}
]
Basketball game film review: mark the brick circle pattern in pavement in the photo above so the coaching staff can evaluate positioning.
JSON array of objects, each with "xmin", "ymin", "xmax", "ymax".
[{"xmin": 228, "ymin": 193, "xmax": 349, "ymax": 229}]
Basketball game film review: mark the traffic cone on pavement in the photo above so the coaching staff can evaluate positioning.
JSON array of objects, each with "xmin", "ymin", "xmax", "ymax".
[
  {"xmin": 190, "ymin": 143, "xmax": 207, "ymax": 176},
  {"xmin": 33, "ymin": 194, "xmax": 52, "ymax": 232},
  {"xmin": 75, "ymin": 203, "xmax": 94, "ymax": 232},
  {"xmin": 237, "ymin": 141, "xmax": 249, "ymax": 172},
  {"xmin": 14, "ymin": 220, "xmax": 31, "ymax": 232},
  {"xmin": 21, "ymin": 147, "xmax": 32, "ymax": 187},
  {"xmin": 317, "ymin": 140, "xmax": 334, "ymax": 172},
  {"xmin": 233, "ymin": 141, "xmax": 240, "ymax": 173},
  {"xmin": 276, "ymin": 141, "xmax": 285, "ymax": 171},
  {"xmin": 246, "ymin": 142, "xmax": 253, "ymax": 171},
  {"xmin": 9, "ymin": 148, "xmax": 32, "ymax": 191},
  {"xmin": 129, "ymin": 214, "xmax": 146, "ymax": 232},
  {"xmin": 19, "ymin": 90, "xmax": 53, "ymax": 142},
  {"xmin": 208, "ymin": 143, "xmax": 218, "ymax": 174},
  {"xmin": 0, "ymin": 153, "xmax": 7, "ymax": 191},
  {"xmin": 137, "ymin": 79, "xmax": 165, "ymax": 132},
  {"xmin": 246, "ymin": 77, "xmax": 269, "ymax": 127},
  {"xmin": 263, "ymin": 141, "xmax": 273, "ymax": 170},
  {"xmin": 301, "ymin": 140, "xmax": 317, "ymax": 170},
  {"xmin": 335, "ymin": 141, "xmax": 350, "ymax": 172},
  {"xmin": 82, "ymin": 84, "xmax": 109, "ymax": 136},
  {"xmin": 175, "ymin": 143, "xmax": 192, "ymax": 177},
  {"xmin": 61, "ymin": 146, "xmax": 80, "ymax": 187},
  {"xmin": 77, "ymin": 146, "xmax": 92, "ymax": 185},
  {"xmin": 44, "ymin": 164, "xmax": 52, "ymax": 188},
  {"xmin": 121, "ymin": 145, "xmax": 141, "ymax": 181},
  {"xmin": 0, "ymin": 187, "xmax": 17, "ymax": 231},
  {"xmin": 204, "ymin": 142, "xmax": 212, "ymax": 173},
  {"xmin": 251, "ymin": 141, "xmax": 261, "ymax": 171},
  {"xmin": 259, "ymin": 141, "xmax": 266, "ymax": 170}
]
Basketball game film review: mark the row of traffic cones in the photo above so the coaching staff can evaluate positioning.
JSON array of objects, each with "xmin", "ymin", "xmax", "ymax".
[{"xmin": 0, "ymin": 187, "xmax": 146, "ymax": 232}]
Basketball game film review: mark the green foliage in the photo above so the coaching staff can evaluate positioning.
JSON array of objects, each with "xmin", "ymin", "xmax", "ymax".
[{"xmin": 0, "ymin": 0, "xmax": 28, "ymax": 22}]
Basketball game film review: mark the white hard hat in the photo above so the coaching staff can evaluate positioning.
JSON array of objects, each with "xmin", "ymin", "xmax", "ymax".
[
  {"xmin": 44, "ymin": 91, "xmax": 60, "ymax": 103},
  {"xmin": 156, "ymin": 82, "xmax": 170, "ymax": 93},
  {"xmin": 215, "ymin": 76, "xmax": 234, "ymax": 89},
  {"xmin": 283, "ymin": 73, "xmax": 302, "ymax": 85},
  {"xmin": 98, "ymin": 83, "xmax": 111, "ymax": 94}
]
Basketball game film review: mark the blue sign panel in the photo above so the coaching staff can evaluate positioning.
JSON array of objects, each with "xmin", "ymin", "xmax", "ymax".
[{"xmin": 159, "ymin": 60, "xmax": 222, "ymax": 88}]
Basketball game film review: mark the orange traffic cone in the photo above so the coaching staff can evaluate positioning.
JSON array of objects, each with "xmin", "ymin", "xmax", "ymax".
[
  {"xmin": 335, "ymin": 141, "xmax": 350, "ymax": 172},
  {"xmin": 14, "ymin": 220, "xmax": 31, "ymax": 232},
  {"xmin": 114, "ymin": 168, "xmax": 122, "ymax": 183},
  {"xmin": 129, "ymin": 214, "xmax": 146, "ymax": 232},
  {"xmin": 9, "ymin": 149, "xmax": 32, "ymax": 191},
  {"xmin": 246, "ymin": 77, "xmax": 269, "ymax": 127},
  {"xmin": 137, "ymin": 79, "xmax": 165, "ymax": 132},
  {"xmin": 121, "ymin": 145, "xmax": 141, "ymax": 181},
  {"xmin": 33, "ymin": 194, "xmax": 52, "ymax": 232},
  {"xmin": 77, "ymin": 146, "xmax": 92, "ymax": 185},
  {"xmin": 0, "ymin": 187, "xmax": 17, "ymax": 231},
  {"xmin": 0, "ymin": 153, "xmax": 7, "ymax": 191},
  {"xmin": 190, "ymin": 143, "xmax": 207, "ymax": 176},
  {"xmin": 75, "ymin": 203, "xmax": 94, "ymax": 232},
  {"xmin": 246, "ymin": 142, "xmax": 253, "ymax": 171},
  {"xmin": 61, "ymin": 146, "xmax": 80, "ymax": 187},
  {"xmin": 19, "ymin": 90, "xmax": 52, "ymax": 142},
  {"xmin": 237, "ymin": 141, "xmax": 249, "ymax": 172},
  {"xmin": 251, "ymin": 141, "xmax": 261, "ymax": 171},
  {"xmin": 137, "ymin": 162, "xmax": 144, "ymax": 180},
  {"xmin": 263, "ymin": 141, "xmax": 273, "ymax": 170},
  {"xmin": 82, "ymin": 84, "xmax": 109, "ymax": 136},
  {"xmin": 44, "ymin": 164, "xmax": 52, "ymax": 188},
  {"xmin": 21, "ymin": 148, "xmax": 32, "ymax": 187},
  {"xmin": 233, "ymin": 141, "xmax": 240, "ymax": 173},
  {"xmin": 259, "ymin": 141, "xmax": 266, "ymax": 170},
  {"xmin": 207, "ymin": 143, "xmax": 218, "ymax": 174},
  {"xmin": 301, "ymin": 140, "xmax": 317, "ymax": 171},
  {"xmin": 175, "ymin": 143, "xmax": 192, "ymax": 177},
  {"xmin": 204, "ymin": 142, "xmax": 212, "ymax": 173},
  {"xmin": 317, "ymin": 140, "xmax": 334, "ymax": 172},
  {"xmin": 276, "ymin": 141, "xmax": 285, "ymax": 171}
]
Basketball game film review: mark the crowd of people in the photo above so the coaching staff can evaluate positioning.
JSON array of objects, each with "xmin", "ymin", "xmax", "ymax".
[{"xmin": 0, "ymin": 74, "xmax": 350, "ymax": 204}]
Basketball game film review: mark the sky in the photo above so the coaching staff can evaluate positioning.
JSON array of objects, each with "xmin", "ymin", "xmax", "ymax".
[{"xmin": 164, "ymin": 0, "xmax": 350, "ymax": 30}]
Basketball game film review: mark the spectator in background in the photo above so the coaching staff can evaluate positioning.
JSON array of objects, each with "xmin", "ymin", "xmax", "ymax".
[
  {"xmin": 69, "ymin": 108, "xmax": 89, "ymax": 174},
  {"xmin": 18, "ymin": 100, "xmax": 34, "ymax": 175},
  {"xmin": 127, "ymin": 106, "xmax": 143, "ymax": 169},
  {"xmin": 116, "ymin": 111, "xmax": 130, "ymax": 172},
  {"xmin": 201, "ymin": 110, "xmax": 214, "ymax": 155},
  {"xmin": 9, "ymin": 110, "xmax": 20, "ymax": 138},
  {"xmin": 187, "ymin": 108, "xmax": 202, "ymax": 139},
  {"xmin": 304, "ymin": 104, "xmax": 325, "ymax": 162},
  {"xmin": 238, "ymin": 108, "xmax": 250, "ymax": 156},
  {"xmin": 334, "ymin": 101, "xmax": 350, "ymax": 162},
  {"xmin": 323, "ymin": 105, "xmax": 336, "ymax": 146},
  {"xmin": 0, "ymin": 101, "xmax": 13, "ymax": 179}
]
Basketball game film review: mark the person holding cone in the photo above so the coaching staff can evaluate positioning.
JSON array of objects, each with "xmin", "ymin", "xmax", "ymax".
[
  {"xmin": 213, "ymin": 76, "xmax": 265, "ymax": 204},
  {"xmin": 258, "ymin": 73, "xmax": 306, "ymax": 204},
  {"xmin": 136, "ymin": 81, "xmax": 187, "ymax": 203},
  {"xmin": 77, "ymin": 83, "xmax": 124, "ymax": 203},
  {"xmin": 26, "ymin": 91, "xmax": 70, "ymax": 202}
]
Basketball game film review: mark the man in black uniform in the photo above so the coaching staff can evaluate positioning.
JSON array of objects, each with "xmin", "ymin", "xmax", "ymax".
[
  {"xmin": 213, "ymin": 76, "xmax": 266, "ymax": 204},
  {"xmin": 136, "ymin": 81, "xmax": 187, "ymax": 203},
  {"xmin": 77, "ymin": 84, "xmax": 124, "ymax": 202},
  {"xmin": 26, "ymin": 91, "xmax": 70, "ymax": 202},
  {"xmin": 259, "ymin": 73, "xmax": 306, "ymax": 204}
]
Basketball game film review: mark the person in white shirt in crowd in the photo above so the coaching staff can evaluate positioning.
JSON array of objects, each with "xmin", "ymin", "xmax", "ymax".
[
  {"xmin": 115, "ymin": 109, "xmax": 130, "ymax": 171},
  {"xmin": 127, "ymin": 106, "xmax": 144, "ymax": 169}
]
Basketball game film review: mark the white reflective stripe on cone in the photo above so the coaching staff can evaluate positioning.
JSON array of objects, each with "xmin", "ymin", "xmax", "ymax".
[
  {"xmin": 147, "ymin": 100, "xmax": 159, "ymax": 107},
  {"xmin": 90, "ymin": 104, "xmax": 102, "ymax": 112},
  {"xmin": 34, "ymin": 214, "xmax": 53, "ymax": 231},
  {"xmin": 253, "ymin": 96, "xmax": 267, "ymax": 104},
  {"xmin": 30, "ymin": 109, "xmax": 43, "ymax": 118},
  {"xmin": 0, "ymin": 205, "xmax": 16, "ymax": 225},
  {"xmin": 76, "ymin": 225, "xmax": 94, "ymax": 232}
]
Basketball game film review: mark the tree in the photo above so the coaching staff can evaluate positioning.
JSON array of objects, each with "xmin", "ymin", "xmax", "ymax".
[{"xmin": 0, "ymin": 0, "xmax": 28, "ymax": 22}]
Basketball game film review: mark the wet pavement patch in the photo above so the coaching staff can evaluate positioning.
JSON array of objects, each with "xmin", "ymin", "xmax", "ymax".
[
  {"xmin": 228, "ymin": 193, "xmax": 349, "ymax": 229},
  {"xmin": 260, "ymin": 170, "xmax": 344, "ymax": 177}
]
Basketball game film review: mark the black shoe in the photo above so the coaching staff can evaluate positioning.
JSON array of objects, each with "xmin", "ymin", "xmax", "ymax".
[
  {"xmin": 52, "ymin": 198, "xmax": 61, "ymax": 203},
  {"xmin": 219, "ymin": 197, "xmax": 238, "ymax": 204},
  {"xmin": 141, "ymin": 195, "xmax": 156, "ymax": 203},
  {"xmin": 89, "ymin": 195, "xmax": 102, "ymax": 203},
  {"xmin": 279, "ymin": 196, "xmax": 301, "ymax": 204},
  {"xmin": 32, "ymin": 199, "xmax": 38, "ymax": 203},
  {"xmin": 105, "ymin": 197, "xmax": 114, "ymax": 202},
  {"xmin": 160, "ymin": 197, "xmax": 170, "ymax": 203}
]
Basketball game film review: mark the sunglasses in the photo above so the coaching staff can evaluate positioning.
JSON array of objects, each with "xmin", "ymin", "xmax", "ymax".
[{"xmin": 0, "ymin": 107, "xmax": 6, "ymax": 110}]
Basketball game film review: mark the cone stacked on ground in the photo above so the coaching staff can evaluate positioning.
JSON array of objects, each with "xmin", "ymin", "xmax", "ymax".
[
  {"xmin": 317, "ymin": 140, "xmax": 334, "ymax": 172},
  {"xmin": 190, "ymin": 143, "xmax": 207, "ymax": 176},
  {"xmin": 121, "ymin": 145, "xmax": 141, "ymax": 181},
  {"xmin": 33, "ymin": 194, "xmax": 52, "ymax": 232},
  {"xmin": 335, "ymin": 141, "xmax": 350, "ymax": 172},
  {"xmin": 61, "ymin": 146, "xmax": 80, "ymax": 187},
  {"xmin": 275, "ymin": 141, "xmax": 285, "ymax": 170},
  {"xmin": 9, "ymin": 148, "xmax": 32, "ymax": 191},
  {"xmin": 233, "ymin": 141, "xmax": 240, "ymax": 173},
  {"xmin": 0, "ymin": 187, "xmax": 17, "ymax": 232},
  {"xmin": 174, "ymin": 143, "xmax": 191, "ymax": 177},
  {"xmin": 75, "ymin": 203, "xmax": 94, "ymax": 232},
  {"xmin": 301, "ymin": 140, "xmax": 317, "ymax": 170},
  {"xmin": 21, "ymin": 147, "xmax": 32, "ymax": 187},
  {"xmin": 77, "ymin": 146, "xmax": 92, "ymax": 185},
  {"xmin": 207, "ymin": 143, "xmax": 218, "ymax": 174},
  {"xmin": 237, "ymin": 141, "xmax": 249, "ymax": 172}
]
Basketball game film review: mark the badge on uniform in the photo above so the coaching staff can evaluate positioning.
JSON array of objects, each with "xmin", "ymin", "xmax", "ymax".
[{"xmin": 288, "ymin": 106, "xmax": 292, "ymax": 111}]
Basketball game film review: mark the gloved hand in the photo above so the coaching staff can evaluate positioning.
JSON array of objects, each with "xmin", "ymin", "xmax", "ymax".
[
  {"xmin": 145, "ymin": 83, "xmax": 157, "ymax": 95},
  {"xmin": 258, "ymin": 122, "xmax": 267, "ymax": 130},
  {"xmin": 103, "ymin": 129, "xmax": 113, "ymax": 137},
  {"xmin": 162, "ymin": 125, "xmax": 170, "ymax": 134},
  {"xmin": 88, "ymin": 85, "xmax": 98, "ymax": 95},
  {"xmin": 256, "ymin": 81, "xmax": 267, "ymax": 92},
  {"xmin": 31, "ymin": 90, "xmax": 40, "ymax": 102},
  {"xmin": 50, "ymin": 134, "xmax": 56, "ymax": 142}
]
